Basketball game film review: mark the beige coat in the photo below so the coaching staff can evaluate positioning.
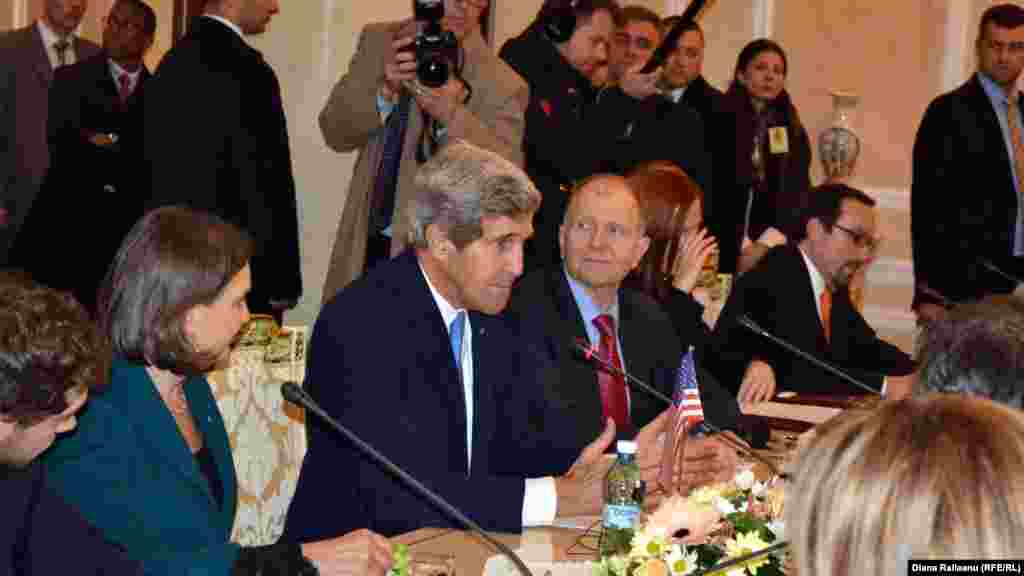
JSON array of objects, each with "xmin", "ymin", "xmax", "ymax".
[{"xmin": 319, "ymin": 22, "xmax": 527, "ymax": 305}]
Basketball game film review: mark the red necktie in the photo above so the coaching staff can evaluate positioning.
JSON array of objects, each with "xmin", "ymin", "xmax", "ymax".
[
  {"xmin": 118, "ymin": 74, "xmax": 133, "ymax": 102},
  {"xmin": 593, "ymin": 314, "xmax": 629, "ymax": 430}
]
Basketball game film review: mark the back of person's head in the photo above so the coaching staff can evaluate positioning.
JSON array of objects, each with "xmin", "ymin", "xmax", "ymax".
[
  {"xmin": 915, "ymin": 295, "xmax": 1024, "ymax": 409},
  {"xmin": 786, "ymin": 394, "xmax": 1024, "ymax": 575},
  {"xmin": 99, "ymin": 206, "xmax": 252, "ymax": 376},
  {"xmin": 624, "ymin": 161, "xmax": 703, "ymax": 302},
  {"xmin": 0, "ymin": 272, "xmax": 109, "ymax": 425},
  {"xmin": 794, "ymin": 182, "xmax": 875, "ymax": 242},
  {"xmin": 409, "ymin": 139, "xmax": 540, "ymax": 250}
]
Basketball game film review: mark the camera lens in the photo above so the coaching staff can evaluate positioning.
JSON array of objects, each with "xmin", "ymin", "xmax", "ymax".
[{"xmin": 417, "ymin": 56, "xmax": 449, "ymax": 88}]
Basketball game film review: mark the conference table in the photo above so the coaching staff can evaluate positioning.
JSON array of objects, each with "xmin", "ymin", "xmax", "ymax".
[{"xmin": 391, "ymin": 421, "xmax": 835, "ymax": 576}]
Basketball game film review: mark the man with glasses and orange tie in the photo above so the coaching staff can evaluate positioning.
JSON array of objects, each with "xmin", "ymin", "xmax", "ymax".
[{"xmin": 709, "ymin": 183, "xmax": 916, "ymax": 405}]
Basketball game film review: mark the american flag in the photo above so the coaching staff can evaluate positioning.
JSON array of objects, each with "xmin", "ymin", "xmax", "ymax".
[{"xmin": 672, "ymin": 347, "xmax": 704, "ymax": 439}]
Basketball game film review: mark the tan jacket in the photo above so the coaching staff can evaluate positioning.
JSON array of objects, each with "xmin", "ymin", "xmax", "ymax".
[{"xmin": 319, "ymin": 22, "xmax": 527, "ymax": 305}]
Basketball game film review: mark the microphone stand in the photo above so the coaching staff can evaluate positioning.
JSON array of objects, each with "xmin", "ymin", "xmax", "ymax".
[
  {"xmin": 980, "ymin": 258, "xmax": 1024, "ymax": 286},
  {"xmin": 735, "ymin": 315, "xmax": 880, "ymax": 397},
  {"xmin": 574, "ymin": 340, "xmax": 789, "ymax": 480},
  {"xmin": 281, "ymin": 383, "xmax": 535, "ymax": 576}
]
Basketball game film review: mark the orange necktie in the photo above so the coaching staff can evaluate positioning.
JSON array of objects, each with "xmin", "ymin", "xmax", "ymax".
[
  {"xmin": 1006, "ymin": 92, "xmax": 1024, "ymax": 195},
  {"xmin": 820, "ymin": 289, "xmax": 832, "ymax": 342}
]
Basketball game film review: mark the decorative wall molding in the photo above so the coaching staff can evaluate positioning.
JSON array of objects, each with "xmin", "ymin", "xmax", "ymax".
[
  {"xmin": 863, "ymin": 305, "xmax": 917, "ymax": 338},
  {"xmin": 859, "ymin": 186, "xmax": 909, "ymax": 212},
  {"xmin": 867, "ymin": 257, "xmax": 913, "ymax": 288},
  {"xmin": 942, "ymin": 0, "xmax": 971, "ymax": 93},
  {"xmin": 752, "ymin": 0, "xmax": 774, "ymax": 38}
]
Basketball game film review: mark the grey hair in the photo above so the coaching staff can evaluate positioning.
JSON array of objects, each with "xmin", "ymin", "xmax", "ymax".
[{"xmin": 408, "ymin": 140, "xmax": 541, "ymax": 249}]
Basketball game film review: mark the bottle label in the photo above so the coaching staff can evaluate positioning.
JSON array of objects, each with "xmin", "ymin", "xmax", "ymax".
[{"xmin": 602, "ymin": 504, "xmax": 641, "ymax": 530}]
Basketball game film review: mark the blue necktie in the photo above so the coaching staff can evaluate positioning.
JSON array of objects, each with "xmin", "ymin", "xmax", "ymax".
[
  {"xmin": 449, "ymin": 311, "xmax": 465, "ymax": 372},
  {"xmin": 371, "ymin": 93, "xmax": 412, "ymax": 233}
]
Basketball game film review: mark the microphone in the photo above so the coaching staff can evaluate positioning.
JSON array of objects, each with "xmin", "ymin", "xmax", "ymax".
[
  {"xmin": 572, "ymin": 339, "xmax": 788, "ymax": 480},
  {"xmin": 280, "ymin": 382, "xmax": 535, "ymax": 576},
  {"xmin": 735, "ymin": 315, "xmax": 880, "ymax": 396},
  {"xmin": 979, "ymin": 258, "xmax": 1024, "ymax": 286},
  {"xmin": 690, "ymin": 541, "xmax": 789, "ymax": 576}
]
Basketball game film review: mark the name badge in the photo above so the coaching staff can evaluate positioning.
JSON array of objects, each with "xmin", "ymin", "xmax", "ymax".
[{"xmin": 768, "ymin": 126, "xmax": 789, "ymax": 154}]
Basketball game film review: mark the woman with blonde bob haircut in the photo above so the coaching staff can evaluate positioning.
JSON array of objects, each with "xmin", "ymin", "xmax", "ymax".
[{"xmin": 786, "ymin": 394, "xmax": 1024, "ymax": 575}]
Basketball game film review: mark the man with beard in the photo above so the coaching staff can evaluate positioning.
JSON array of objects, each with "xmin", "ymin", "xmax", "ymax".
[{"xmin": 708, "ymin": 184, "xmax": 916, "ymax": 403}]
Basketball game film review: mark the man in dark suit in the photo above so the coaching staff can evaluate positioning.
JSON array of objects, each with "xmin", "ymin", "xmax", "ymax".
[
  {"xmin": 508, "ymin": 174, "xmax": 742, "ymax": 493},
  {"xmin": 143, "ymin": 0, "xmax": 300, "ymax": 320},
  {"xmin": 508, "ymin": 174, "xmax": 740, "ymax": 454},
  {"xmin": 11, "ymin": 0, "xmax": 155, "ymax": 315},
  {"xmin": 0, "ymin": 0, "xmax": 100, "ymax": 266},
  {"xmin": 658, "ymin": 17, "xmax": 721, "ymax": 125},
  {"xmin": 592, "ymin": 7, "xmax": 712, "ymax": 198},
  {"xmin": 285, "ymin": 141, "xmax": 651, "ymax": 540},
  {"xmin": 710, "ymin": 184, "xmax": 917, "ymax": 404},
  {"xmin": 912, "ymin": 3, "xmax": 1024, "ymax": 323}
]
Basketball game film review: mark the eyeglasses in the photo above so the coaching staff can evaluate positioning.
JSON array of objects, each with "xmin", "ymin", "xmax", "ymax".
[{"xmin": 832, "ymin": 222, "xmax": 880, "ymax": 252}]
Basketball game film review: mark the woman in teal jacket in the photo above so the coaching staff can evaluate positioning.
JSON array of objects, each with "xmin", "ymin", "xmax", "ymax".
[{"xmin": 43, "ymin": 207, "xmax": 393, "ymax": 576}]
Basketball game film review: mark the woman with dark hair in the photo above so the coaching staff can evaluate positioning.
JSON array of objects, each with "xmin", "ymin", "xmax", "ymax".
[
  {"xmin": 710, "ymin": 39, "xmax": 811, "ymax": 275},
  {"xmin": 42, "ymin": 207, "xmax": 394, "ymax": 576},
  {"xmin": 0, "ymin": 272, "xmax": 141, "ymax": 574},
  {"xmin": 625, "ymin": 161, "xmax": 717, "ymax": 356}
]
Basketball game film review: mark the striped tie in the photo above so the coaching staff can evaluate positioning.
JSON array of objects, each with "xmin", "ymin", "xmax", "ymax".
[{"xmin": 1006, "ymin": 92, "xmax": 1024, "ymax": 198}]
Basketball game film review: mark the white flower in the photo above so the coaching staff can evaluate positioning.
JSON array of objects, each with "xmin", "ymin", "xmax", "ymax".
[
  {"xmin": 714, "ymin": 496, "xmax": 736, "ymax": 516},
  {"xmin": 689, "ymin": 484, "xmax": 724, "ymax": 504},
  {"xmin": 766, "ymin": 521, "xmax": 785, "ymax": 541},
  {"xmin": 724, "ymin": 531, "xmax": 772, "ymax": 575},
  {"xmin": 643, "ymin": 494, "xmax": 723, "ymax": 545},
  {"xmin": 664, "ymin": 545, "xmax": 699, "ymax": 576},
  {"xmin": 734, "ymin": 468, "xmax": 756, "ymax": 491},
  {"xmin": 605, "ymin": 556, "xmax": 629, "ymax": 576},
  {"xmin": 751, "ymin": 480, "xmax": 767, "ymax": 497},
  {"xmin": 630, "ymin": 530, "xmax": 668, "ymax": 559}
]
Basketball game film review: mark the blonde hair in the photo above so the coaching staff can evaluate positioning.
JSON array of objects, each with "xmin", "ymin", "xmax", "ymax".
[{"xmin": 785, "ymin": 395, "xmax": 1024, "ymax": 575}]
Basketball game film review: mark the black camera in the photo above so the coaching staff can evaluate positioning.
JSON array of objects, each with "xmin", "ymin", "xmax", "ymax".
[{"xmin": 413, "ymin": 0, "xmax": 459, "ymax": 88}]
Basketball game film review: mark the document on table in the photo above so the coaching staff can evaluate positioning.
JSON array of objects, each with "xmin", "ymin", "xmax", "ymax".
[{"xmin": 741, "ymin": 401, "xmax": 842, "ymax": 424}]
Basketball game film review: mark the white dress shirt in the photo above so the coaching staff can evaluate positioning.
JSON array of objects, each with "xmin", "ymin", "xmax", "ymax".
[
  {"xmin": 109, "ymin": 59, "xmax": 141, "ymax": 98},
  {"xmin": 201, "ymin": 13, "xmax": 245, "ymax": 41},
  {"xmin": 37, "ymin": 20, "xmax": 77, "ymax": 69},
  {"xmin": 419, "ymin": 263, "xmax": 558, "ymax": 526}
]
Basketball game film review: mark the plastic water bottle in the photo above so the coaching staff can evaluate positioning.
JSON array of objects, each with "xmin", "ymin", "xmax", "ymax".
[{"xmin": 600, "ymin": 440, "xmax": 641, "ymax": 557}]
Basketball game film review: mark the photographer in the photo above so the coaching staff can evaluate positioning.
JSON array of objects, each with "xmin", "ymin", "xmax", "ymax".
[
  {"xmin": 320, "ymin": 0, "xmax": 528, "ymax": 302},
  {"xmin": 499, "ymin": 0, "xmax": 622, "ymax": 270}
]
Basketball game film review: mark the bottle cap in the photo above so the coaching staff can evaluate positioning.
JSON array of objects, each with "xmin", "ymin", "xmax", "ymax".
[{"xmin": 616, "ymin": 440, "xmax": 638, "ymax": 455}]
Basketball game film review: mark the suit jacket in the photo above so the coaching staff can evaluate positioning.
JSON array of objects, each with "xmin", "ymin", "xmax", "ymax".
[
  {"xmin": 143, "ymin": 17, "xmax": 301, "ymax": 309},
  {"xmin": 709, "ymin": 245, "xmax": 915, "ymax": 395},
  {"xmin": 592, "ymin": 86, "xmax": 712, "ymax": 205},
  {"xmin": 42, "ymin": 361, "xmax": 241, "ymax": 575},
  {"xmin": 911, "ymin": 73, "xmax": 1024, "ymax": 307},
  {"xmin": 284, "ymin": 250, "xmax": 579, "ymax": 540},
  {"xmin": 10, "ymin": 53, "xmax": 149, "ymax": 313},
  {"xmin": 0, "ymin": 24, "xmax": 99, "ymax": 265},
  {"xmin": 679, "ymin": 75, "xmax": 722, "ymax": 124},
  {"xmin": 507, "ymin": 267, "xmax": 741, "ymax": 453},
  {"xmin": 1, "ymin": 462, "xmax": 141, "ymax": 576},
  {"xmin": 319, "ymin": 24, "xmax": 527, "ymax": 302}
]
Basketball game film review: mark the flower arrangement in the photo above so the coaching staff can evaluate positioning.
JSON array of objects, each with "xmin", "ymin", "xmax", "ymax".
[{"xmin": 593, "ymin": 469, "xmax": 786, "ymax": 576}]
